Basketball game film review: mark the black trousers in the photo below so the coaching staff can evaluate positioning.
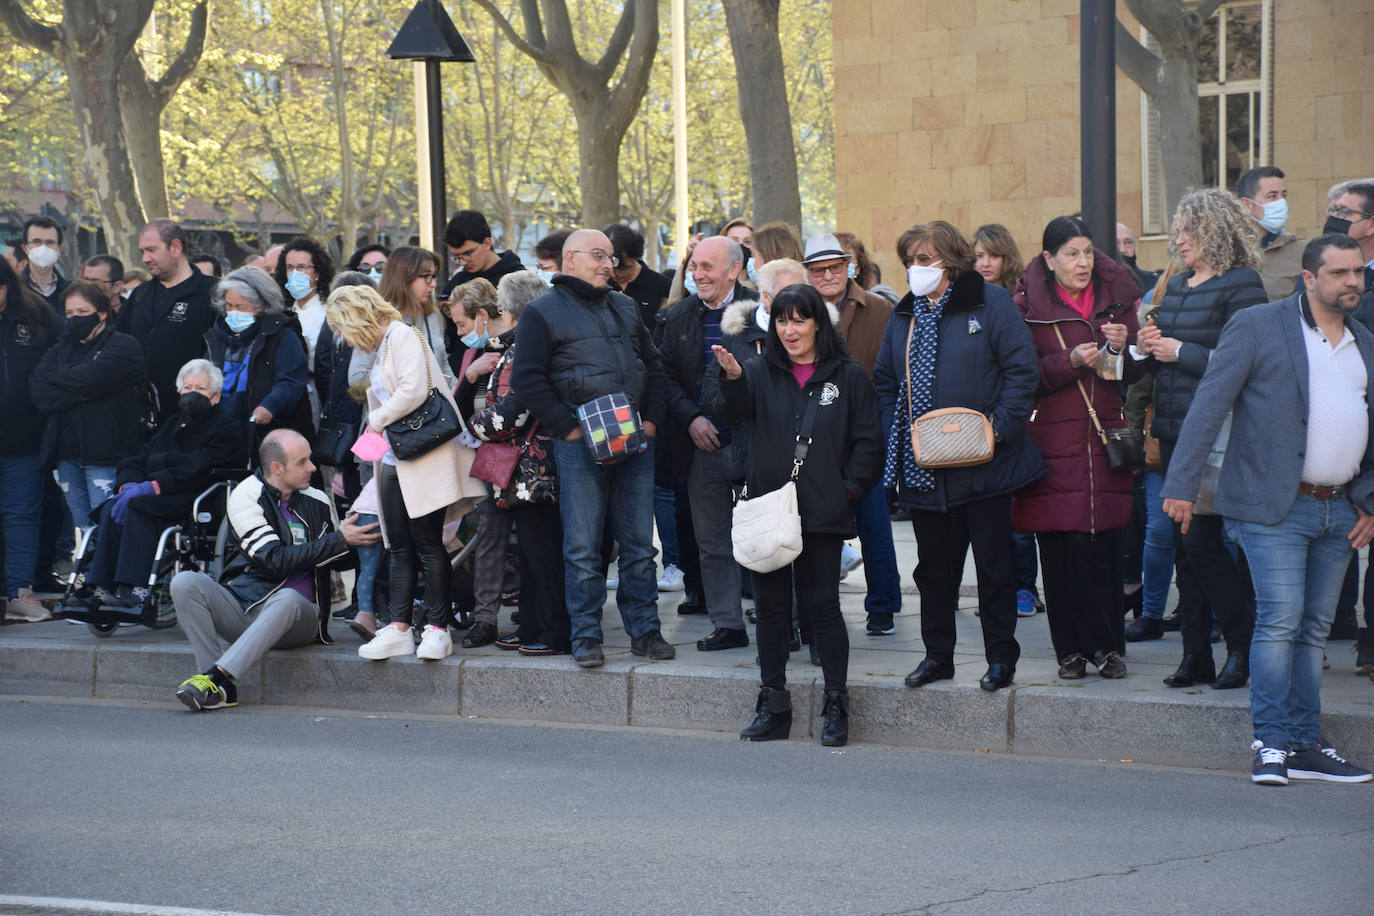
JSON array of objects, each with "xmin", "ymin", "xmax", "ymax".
[
  {"xmin": 1038, "ymin": 530, "xmax": 1121, "ymax": 661},
  {"xmin": 1334, "ymin": 553, "xmax": 1373, "ymax": 634},
  {"xmin": 754, "ymin": 532, "xmax": 847, "ymax": 693},
  {"xmin": 1159, "ymin": 440, "xmax": 1255, "ymax": 655},
  {"xmin": 912, "ymin": 495, "xmax": 1020, "ymax": 667},
  {"xmin": 377, "ymin": 463, "xmax": 449, "ymax": 629},
  {"xmin": 510, "ymin": 503, "xmax": 571, "ymax": 650},
  {"xmin": 86, "ymin": 500, "xmax": 170, "ymax": 589}
]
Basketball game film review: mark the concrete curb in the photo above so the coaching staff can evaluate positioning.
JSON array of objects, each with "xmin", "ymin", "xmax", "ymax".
[{"xmin": 4, "ymin": 634, "xmax": 1371, "ymax": 770}]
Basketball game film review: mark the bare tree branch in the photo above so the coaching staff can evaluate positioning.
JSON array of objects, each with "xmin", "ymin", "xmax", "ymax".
[
  {"xmin": 595, "ymin": 0, "xmax": 635, "ymax": 76},
  {"xmin": 148, "ymin": 0, "xmax": 208, "ymax": 105},
  {"xmin": 0, "ymin": 0, "xmax": 62, "ymax": 54},
  {"xmin": 1195, "ymin": 0, "xmax": 1225, "ymax": 21},
  {"xmin": 469, "ymin": 0, "xmax": 547, "ymax": 61},
  {"xmin": 1115, "ymin": 18, "xmax": 1162, "ymax": 95}
]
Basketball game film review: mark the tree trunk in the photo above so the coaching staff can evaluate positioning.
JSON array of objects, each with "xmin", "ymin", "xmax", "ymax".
[
  {"xmin": 571, "ymin": 95, "xmax": 625, "ymax": 228},
  {"xmin": 117, "ymin": 70, "xmax": 171, "ymax": 219},
  {"xmin": 66, "ymin": 45, "xmax": 145, "ymax": 259},
  {"xmin": 721, "ymin": 0, "xmax": 802, "ymax": 229},
  {"xmin": 1151, "ymin": 51, "xmax": 1203, "ymax": 218}
]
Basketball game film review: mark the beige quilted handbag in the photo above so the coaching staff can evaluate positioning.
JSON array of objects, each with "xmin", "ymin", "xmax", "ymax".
[{"xmin": 903, "ymin": 318, "xmax": 995, "ymax": 469}]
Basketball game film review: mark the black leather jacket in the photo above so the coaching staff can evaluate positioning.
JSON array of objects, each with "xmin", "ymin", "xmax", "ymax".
[{"xmin": 220, "ymin": 470, "xmax": 351, "ymax": 642}]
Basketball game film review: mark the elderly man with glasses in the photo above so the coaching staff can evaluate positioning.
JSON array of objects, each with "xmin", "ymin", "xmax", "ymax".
[{"xmin": 511, "ymin": 228, "xmax": 673, "ymax": 669}]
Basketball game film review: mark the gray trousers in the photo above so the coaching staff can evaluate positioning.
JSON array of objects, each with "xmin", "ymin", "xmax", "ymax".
[
  {"xmin": 171, "ymin": 571, "xmax": 319, "ymax": 678},
  {"xmin": 472, "ymin": 496, "xmax": 514, "ymax": 624},
  {"xmin": 686, "ymin": 445, "xmax": 744, "ymax": 630}
]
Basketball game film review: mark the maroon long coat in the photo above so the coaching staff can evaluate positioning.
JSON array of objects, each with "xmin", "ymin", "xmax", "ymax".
[{"xmin": 1011, "ymin": 252, "xmax": 1144, "ymax": 535}]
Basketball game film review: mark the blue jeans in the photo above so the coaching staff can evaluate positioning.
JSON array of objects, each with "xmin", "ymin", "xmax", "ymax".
[
  {"xmin": 0, "ymin": 452, "xmax": 44, "ymax": 596},
  {"xmin": 852, "ymin": 481, "xmax": 902, "ymax": 615},
  {"xmin": 355, "ymin": 513, "xmax": 382, "ymax": 614},
  {"xmin": 653, "ymin": 484, "xmax": 679, "ymax": 568},
  {"xmin": 55, "ymin": 461, "xmax": 117, "ymax": 531},
  {"xmin": 1140, "ymin": 470, "xmax": 1175, "ymax": 619},
  {"xmin": 1226, "ymin": 495, "xmax": 1355, "ymax": 750},
  {"xmin": 1011, "ymin": 530, "xmax": 1038, "ymax": 592},
  {"xmin": 553, "ymin": 437, "xmax": 661, "ymax": 643}
]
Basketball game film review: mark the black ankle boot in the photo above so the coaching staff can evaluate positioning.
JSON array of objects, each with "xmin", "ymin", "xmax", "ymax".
[
  {"xmin": 740, "ymin": 687, "xmax": 792, "ymax": 741},
  {"xmin": 1163, "ymin": 653, "xmax": 1216, "ymax": 687},
  {"xmin": 820, "ymin": 688, "xmax": 850, "ymax": 747},
  {"xmin": 1211, "ymin": 650, "xmax": 1249, "ymax": 689}
]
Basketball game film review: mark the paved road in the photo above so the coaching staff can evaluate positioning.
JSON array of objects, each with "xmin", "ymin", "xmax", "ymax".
[{"xmin": 2, "ymin": 699, "xmax": 1369, "ymax": 915}]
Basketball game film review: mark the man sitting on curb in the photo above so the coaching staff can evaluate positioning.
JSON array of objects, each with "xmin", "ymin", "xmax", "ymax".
[{"xmin": 170, "ymin": 429, "xmax": 380, "ymax": 711}]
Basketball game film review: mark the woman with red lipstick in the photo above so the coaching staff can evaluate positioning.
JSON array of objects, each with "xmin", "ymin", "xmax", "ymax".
[
  {"xmin": 1013, "ymin": 216, "xmax": 1145, "ymax": 681},
  {"xmin": 1135, "ymin": 188, "xmax": 1267, "ymax": 690},
  {"xmin": 713, "ymin": 284, "xmax": 883, "ymax": 748}
]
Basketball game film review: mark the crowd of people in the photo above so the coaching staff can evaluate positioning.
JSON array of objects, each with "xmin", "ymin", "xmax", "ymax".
[{"xmin": 4, "ymin": 172, "xmax": 1374, "ymax": 783}]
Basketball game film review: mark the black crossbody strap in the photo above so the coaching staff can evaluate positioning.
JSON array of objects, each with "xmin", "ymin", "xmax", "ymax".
[{"xmin": 789, "ymin": 390, "xmax": 822, "ymax": 481}]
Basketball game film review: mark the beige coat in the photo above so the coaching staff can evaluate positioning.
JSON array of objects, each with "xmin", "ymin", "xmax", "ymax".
[
  {"xmin": 367, "ymin": 321, "xmax": 485, "ymax": 521},
  {"xmin": 1259, "ymin": 231, "xmax": 1306, "ymax": 302}
]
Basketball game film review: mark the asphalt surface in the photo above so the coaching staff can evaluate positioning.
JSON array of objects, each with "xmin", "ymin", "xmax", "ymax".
[{"xmin": 1, "ymin": 699, "xmax": 1370, "ymax": 915}]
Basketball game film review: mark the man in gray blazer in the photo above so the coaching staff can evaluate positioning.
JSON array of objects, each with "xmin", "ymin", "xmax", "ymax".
[{"xmin": 1163, "ymin": 235, "xmax": 1374, "ymax": 787}]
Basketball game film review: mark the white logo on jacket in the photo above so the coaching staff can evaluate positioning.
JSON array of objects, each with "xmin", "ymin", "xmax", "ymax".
[{"xmin": 820, "ymin": 382, "xmax": 839, "ymax": 406}]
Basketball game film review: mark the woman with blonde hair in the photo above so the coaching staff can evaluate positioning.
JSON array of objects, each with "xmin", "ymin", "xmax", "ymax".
[
  {"xmin": 1137, "ymin": 187, "xmax": 1266, "ymax": 691},
  {"xmin": 326, "ymin": 284, "xmax": 483, "ymax": 662}
]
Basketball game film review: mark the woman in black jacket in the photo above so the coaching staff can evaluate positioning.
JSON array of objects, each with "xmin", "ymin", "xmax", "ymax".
[
  {"xmin": 872, "ymin": 221, "xmax": 1045, "ymax": 693},
  {"xmin": 714, "ymin": 284, "xmax": 883, "ymax": 747},
  {"xmin": 31, "ymin": 282, "xmax": 147, "ymax": 531},
  {"xmin": 1137, "ymin": 188, "xmax": 1267, "ymax": 690}
]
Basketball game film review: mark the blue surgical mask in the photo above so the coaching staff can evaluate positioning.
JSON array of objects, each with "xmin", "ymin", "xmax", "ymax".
[
  {"xmin": 684, "ymin": 272, "xmax": 698, "ymax": 296},
  {"xmin": 461, "ymin": 327, "xmax": 489, "ymax": 350},
  {"xmin": 224, "ymin": 310, "xmax": 256, "ymax": 333},
  {"xmin": 365, "ymin": 267, "xmax": 384, "ymax": 283},
  {"xmin": 1257, "ymin": 198, "xmax": 1288, "ymax": 235},
  {"xmin": 285, "ymin": 269, "xmax": 313, "ymax": 301},
  {"xmin": 846, "ymin": 262, "xmax": 857, "ymax": 280},
  {"xmin": 536, "ymin": 268, "xmax": 555, "ymax": 287},
  {"xmin": 746, "ymin": 257, "xmax": 757, "ymax": 284}
]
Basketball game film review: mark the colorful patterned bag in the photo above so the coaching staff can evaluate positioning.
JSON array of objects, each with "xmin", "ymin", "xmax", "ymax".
[{"xmin": 576, "ymin": 391, "xmax": 647, "ymax": 465}]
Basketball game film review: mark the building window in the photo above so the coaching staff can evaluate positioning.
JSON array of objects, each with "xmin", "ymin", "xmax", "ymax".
[{"xmin": 1140, "ymin": 0, "xmax": 1273, "ymax": 234}]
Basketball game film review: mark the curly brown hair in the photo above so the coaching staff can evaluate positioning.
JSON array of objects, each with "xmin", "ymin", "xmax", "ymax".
[{"xmin": 1168, "ymin": 188, "xmax": 1262, "ymax": 275}]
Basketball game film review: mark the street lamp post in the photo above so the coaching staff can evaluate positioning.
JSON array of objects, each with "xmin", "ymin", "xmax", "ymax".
[
  {"xmin": 388, "ymin": 0, "xmax": 474, "ymax": 276},
  {"xmin": 1080, "ymin": 0, "xmax": 1117, "ymax": 259}
]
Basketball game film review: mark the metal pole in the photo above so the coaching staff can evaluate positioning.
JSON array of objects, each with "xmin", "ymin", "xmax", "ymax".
[
  {"xmin": 413, "ymin": 62, "xmax": 432, "ymax": 251},
  {"xmin": 426, "ymin": 56, "xmax": 448, "ymax": 276},
  {"xmin": 1080, "ymin": 0, "xmax": 1117, "ymax": 260},
  {"xmin": 671, "ymin": 0, "xmax": 688, "ymax": 266}
]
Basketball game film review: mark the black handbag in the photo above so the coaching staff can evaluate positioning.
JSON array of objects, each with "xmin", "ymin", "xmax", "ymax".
[
  {"xmin": 382, "ymin": 327, "xmax": 461, "ymax": 461},
  {"xmin": 311, "ymin": 418, "xmax": 355, "ymax": 467},
  {"xmin": 1054, "ymin": 324, "xmax": 1144, "ymax": 472}
]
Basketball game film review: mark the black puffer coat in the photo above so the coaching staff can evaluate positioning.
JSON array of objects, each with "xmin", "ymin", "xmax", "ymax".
[
  {"xmin": 115, "ymin": 405, "xmax": 250, "ymax": 521},
  {"xmin": 1147, "ymin": 266, "xmax": 1267, "ymax": 442},
  {"xmin": 30, "ymin": 324, "xmax": 147, "ymax": 469}
]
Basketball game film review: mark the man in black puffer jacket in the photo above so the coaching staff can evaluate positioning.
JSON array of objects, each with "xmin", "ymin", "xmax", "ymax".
[{"xmin": 168, "ymin": 429, "xmax": 379, "ymax": 712}]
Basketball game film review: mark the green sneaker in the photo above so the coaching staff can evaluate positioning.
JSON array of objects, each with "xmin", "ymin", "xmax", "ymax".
[{"xmin": 175, "ymin": 674, "xmax": 237, "ymax": 712}]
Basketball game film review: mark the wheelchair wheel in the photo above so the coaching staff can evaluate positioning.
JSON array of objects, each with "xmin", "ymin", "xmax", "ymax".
[{"xmin": 87, "ymin": 618, "xmax": 119, "ymax": 638}]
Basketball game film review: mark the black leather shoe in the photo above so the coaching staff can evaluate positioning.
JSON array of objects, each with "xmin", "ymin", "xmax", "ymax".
[
  {"xmin": 1091, "ymin": 650, "xmax": 1127, "ymax": 679},
  {"xmin": 1161, "ymin": 610, "xmax": 1181, "ymax": 631},
  {"xmin": 808, "ymin": 642, "xmax": 822, "ymax": 667},
  {"xmin": 979, "ymin": 663, "xmax": 1015, "ymax": 691},
  {"xmin": 697, "ymin": 627, "xmax": 749, "ymax": 651},
  {"xmin": 740, "ymin": 687, "xmax": 792, "ymax": 741},
  {"xmin": 820, "ymin": 688, "xmax": 850, "ymax": 747},
  {"xmin": 745, "ymin": 607, "xmax": 758, "ymax": 625},
  {"xmin": 904, "ymin": 658, "xmax": 955, "ymax": 688},
  {"xmin": 677, "ymin": 594, "xmax": 706, "ymax": 615},
  {"xmin": 572, "ymin": 638, "xmax": 604, "ymax": 668},
  {"xmin": 1163, "ymin": 652, "xmax": 1215, "ymax": 687},
  {"xmin": 788, "ymin": 627, "xmax": 802, "ymax": 653},
  {"xmin": 1125, "ymin": 616, "xmax": 1164, "ymax": 642},
  {"xmin": 462, "ymin": 621, "xmax": 499, "ymax": 648},
  {"xmin": 631, "ymin": 630, "xmax": 677, "ymax": 659},
  {"xmin": 1211, "ymin": 650, "xmax": 1248, "ymax": 689}
]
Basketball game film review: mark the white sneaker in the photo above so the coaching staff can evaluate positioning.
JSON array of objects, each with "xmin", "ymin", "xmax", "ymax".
[
  {"xmin": 839, "ymin": 543, "xmax": 863, "ymax": 581},
  {"xmin": 657, "ymin": 564, "xmax": 685, "ymax": 592},
  {"xmin": 416, "ymin": 625, "xmax": 453, "ymax": 661},
  {"xmin": 4, "ymin": 589, "xmax": 52, "ymax": 622},
  {"xmin": 359, "ymin": 623, "xmax": 416, "ymax": 660}
]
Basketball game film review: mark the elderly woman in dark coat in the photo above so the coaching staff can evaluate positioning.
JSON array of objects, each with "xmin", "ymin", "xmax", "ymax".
[
  {"xmin": 1012, "ymin": 216, "xmax": 1144, "ymax": 680},
  {"xmin": 873, "ymin": 221, "xmax": 1045, "ymax": 693}
]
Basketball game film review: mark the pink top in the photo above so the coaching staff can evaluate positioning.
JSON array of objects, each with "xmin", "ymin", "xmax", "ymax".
[
  {"xmin": 789, "ymin": 360, "xmax": 815, "ymax": 389},
  {"xmin": 1056, "ymin": 281, "xmax": 1096, "ymax": 319}
]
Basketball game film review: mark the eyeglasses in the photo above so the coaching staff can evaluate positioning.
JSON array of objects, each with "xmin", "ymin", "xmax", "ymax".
[
  {"xmin": 416, "ymin": 272, "xmax": 437, "ymax": 283},
  {"xmin": 1329, "ymin": 205, "xmax": 1373, "ymax": 222},
  {"xmin": 359, "ymin": 261, "xmax": 385, "ymax": 271},
  {"xmin": 285, "ymin": 263, "xmax": 316, "ymax": 274},
  {"xmin": 805, "ymin": 262, "xmax": 848, "ymax": 277},
  {"xmin": 567, "ymin": 249, "xmax": 619, "ymax": 267},
  {"xmin": 452, "ymin": 245, "xmax": 482, "ymax": 262}
]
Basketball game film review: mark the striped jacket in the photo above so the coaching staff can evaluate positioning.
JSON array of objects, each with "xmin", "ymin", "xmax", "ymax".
[{"xmin": 220, "ymin": 471, "xmax": 350, "ymax": 643}]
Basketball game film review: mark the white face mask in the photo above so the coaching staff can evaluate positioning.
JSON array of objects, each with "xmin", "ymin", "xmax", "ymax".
[
  {"xmin": 1257, "ymin": 198, "xmax": 1288, "ymax": 235},
  {"xmin": 27, "ymin": 244, "xmax": 59, "ymax": 270},
  {"xmin": 907, "ymin": 261, "xmax": 944, "ymax": 298}
]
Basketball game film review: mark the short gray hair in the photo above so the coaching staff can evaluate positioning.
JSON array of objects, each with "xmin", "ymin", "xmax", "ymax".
[
  {"xmin": 211, "ymin": 265, "xmax": 284, "ymax": 315},
  {"xmin": 176, "ymin": 358, "xmax": 223, "ymax": 392},
  {"xmin": 758, "ymin": 258, "xmax": 806, "ymax": 298},
  {"xmin": 496, "ymin": 270, "xmax": 547, "ymax": 321}
]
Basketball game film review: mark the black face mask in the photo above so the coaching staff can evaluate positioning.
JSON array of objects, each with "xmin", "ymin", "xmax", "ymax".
[
  {"xmin": 1324, "ymin": 215, "xmax": 1353, "ymax": 237},
  {"xmin": 179, "ymin": 392, "xmax": 214, "ymax": 418},
  {"xmin": 63, "ymin": 314, "xmax": 102, "ymax": 341}
]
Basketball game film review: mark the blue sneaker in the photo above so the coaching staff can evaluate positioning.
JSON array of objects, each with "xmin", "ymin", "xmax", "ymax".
[{"xmin": 1016, "ymin": 589, "xmax": 1037, "ymax": 618}]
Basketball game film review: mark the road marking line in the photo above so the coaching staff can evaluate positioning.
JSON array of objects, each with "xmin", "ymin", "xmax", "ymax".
[{"xmin": 0, "ymin": 895, "xmax": 281, "ymax": 916}]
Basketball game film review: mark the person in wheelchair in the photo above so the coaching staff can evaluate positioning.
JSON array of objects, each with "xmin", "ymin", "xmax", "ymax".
[
  {"xmin": 78, "ymin": 359, "xmax": 249, "ymax": 610},
  {"xmin": 170, "ymin": 429, "xmax": 380, "ymax": 711}
]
